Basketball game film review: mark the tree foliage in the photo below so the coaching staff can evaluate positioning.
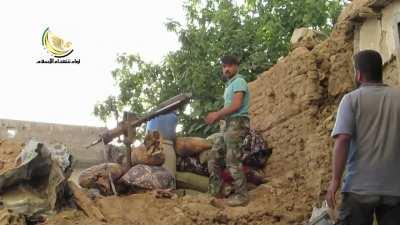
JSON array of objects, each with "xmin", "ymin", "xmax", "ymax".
[{"xmin": 94, "ymin": 0, "xmax": 346, "ymax": 137}]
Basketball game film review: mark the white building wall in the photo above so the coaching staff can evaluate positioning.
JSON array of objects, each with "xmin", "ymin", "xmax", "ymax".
[{"xmin": 355, "ymin": 1, "xmax": 400, "ymax": 85}]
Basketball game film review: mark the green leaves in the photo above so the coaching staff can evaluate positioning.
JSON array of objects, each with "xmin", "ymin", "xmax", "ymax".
[{"xmin": 94, "ymin": 0, "xmax": 344, "ymax": 138}]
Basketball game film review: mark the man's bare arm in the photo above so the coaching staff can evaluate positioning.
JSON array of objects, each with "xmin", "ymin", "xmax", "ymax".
[
  {"xmin": 333, "ymin": 134, "xmax": 351, "ymax": 182},
  {"xmin": 217, "ymin": 92, "xmax": 244, "ymax": 118},
  {"xmin": 326, "ymin": 134, "xmax": 351, "ymax": 208}
]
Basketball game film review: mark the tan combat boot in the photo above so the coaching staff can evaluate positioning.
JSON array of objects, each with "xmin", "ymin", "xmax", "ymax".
[{"xmin": 225, "ymin": 194, "xmax": 249, "ymax": 207}]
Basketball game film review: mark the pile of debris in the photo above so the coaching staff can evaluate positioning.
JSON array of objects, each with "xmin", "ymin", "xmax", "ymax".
[
  {"xmin": 79, "ymin": 131, "xmax": 176, "ymax": 197},
  {"xmin": 0, "ymin": 139, "xmax": 73, "ymax": 225}
]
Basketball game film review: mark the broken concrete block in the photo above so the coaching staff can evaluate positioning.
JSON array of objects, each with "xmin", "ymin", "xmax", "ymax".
[{"xmin": 290, "ymin": 28, "xmax": 327, "ymax": 50}]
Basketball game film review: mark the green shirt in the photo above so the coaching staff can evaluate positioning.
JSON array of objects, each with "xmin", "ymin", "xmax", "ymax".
[{"xmin": 224, "ymin": 74, "xmax": 250, "ymax": 119}]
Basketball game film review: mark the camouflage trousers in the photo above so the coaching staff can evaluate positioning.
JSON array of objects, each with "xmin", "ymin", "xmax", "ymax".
[{"xmin": 208, "ymin": 117, "xmax": 250, "ymax": 197}]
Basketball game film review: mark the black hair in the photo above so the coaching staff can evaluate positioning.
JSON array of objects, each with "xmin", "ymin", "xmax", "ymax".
[
  {"xmin": 354, "ymin": 50, "xmax": 383, "ymax": 82},
  {"xmin": 220, "ymin": 55, "xmax": 240, "ymax": 65}
]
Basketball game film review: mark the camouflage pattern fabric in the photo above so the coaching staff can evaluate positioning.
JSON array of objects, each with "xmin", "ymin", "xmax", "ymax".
[
  {"xmin": 205, "ymin": 129, "xmax": 271, "ymax": 169},
  {"xmin": 242, "ymin": 129, "xmax": 272, "ymax": 168},
  {"xmin": 208, "ymin": 117, "xmax": 250, "ymax": 197},
  {"xmin": 176, "ymin": 156, "xmax": 208, "ymax": 176},
  {"xmin": 120, "ymin": 165, "xmax": 176, "ymax": 190}
]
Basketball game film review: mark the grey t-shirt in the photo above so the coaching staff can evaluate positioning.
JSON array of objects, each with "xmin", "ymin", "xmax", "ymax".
[{"xmin": 332, "ymin": 83, "xmax": 400, "ymax": 196}]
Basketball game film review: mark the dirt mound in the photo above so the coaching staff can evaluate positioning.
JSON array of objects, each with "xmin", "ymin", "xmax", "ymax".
[
  {"xmin": 44, "ymin": 184, "xmax": 303, "ymax": 225},
  {"xmin": 41, "ymin": 209, "xmax": 93, "ymax": 225},
  {"xmin": 0, "ymin": 140, "xmax": 24, "ymax": 174}
]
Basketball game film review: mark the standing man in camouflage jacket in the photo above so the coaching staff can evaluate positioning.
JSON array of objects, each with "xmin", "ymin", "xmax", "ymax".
[{"xmin": 205, "ymin": 55, "xmax": 251, "ymax": 207}]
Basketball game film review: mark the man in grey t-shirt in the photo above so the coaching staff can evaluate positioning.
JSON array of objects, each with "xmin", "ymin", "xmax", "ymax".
[{"xmin": 326, "ymin": 50, "xmax": 400, "ymax": 225}]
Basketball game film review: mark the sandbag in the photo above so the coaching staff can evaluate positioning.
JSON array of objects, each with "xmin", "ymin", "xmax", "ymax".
[
  {"xmin": 160, "ymin": 141, "xmax": 176, "ymax": 175},
  {"xmin": 143, "ymin": 131, "xmax": 163, "ymax": 154},
  {"xmin": 131, "ymin": 131, "xmax": 165, "ymax": 166},
  {"xmin": 177, "ymin": 155, "xmax": 266, "ymax": 185},
  {"xmin": 176, "ymin": 156, "xmax": 208, "ymax": 176},
  {"xmin": 241, "ymin": 130, "xmax": 273, "ymax": 168},
  {"xmin": 176, "ymin": 172, "xmax": 208, "ymax": 193},
  {"xmin": 131, "ymin": 145, "xmax": 165, "ymax": 166},
  {"xmin": 78, "ymin": 163, "xmax": 124, "ymax": 195},
  {"xmin": 119, "ymin": 165, "xmax": 175, "ymax": 190},
  {"xmin": 175, "ymin": 137, "xmax": 212, "ymax": 157}
]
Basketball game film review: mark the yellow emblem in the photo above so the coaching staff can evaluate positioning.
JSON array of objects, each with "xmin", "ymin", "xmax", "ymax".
[{"xmin": 41, "ymin": 28, "xmax": 73, "ymax": 58}]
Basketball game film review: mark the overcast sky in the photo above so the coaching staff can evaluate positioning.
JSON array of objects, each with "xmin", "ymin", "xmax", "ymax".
[{"xmin": 0, "ymin": 0, "xmax": 185, "ymax": 127}]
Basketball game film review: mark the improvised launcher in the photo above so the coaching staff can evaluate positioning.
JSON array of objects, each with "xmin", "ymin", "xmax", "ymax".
[{"xmin": 86, "ymin": 93, "xmax": 192, "ymax": 149}]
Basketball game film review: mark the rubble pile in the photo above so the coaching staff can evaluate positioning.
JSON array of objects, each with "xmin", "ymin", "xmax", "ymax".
[
  {"xmin": 0, "ymin": 140, "xmax": 24, "ymax": 174},
  {"xmin": 0, "ymin": 140, "xmax": 73, "ymax": 225}
]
